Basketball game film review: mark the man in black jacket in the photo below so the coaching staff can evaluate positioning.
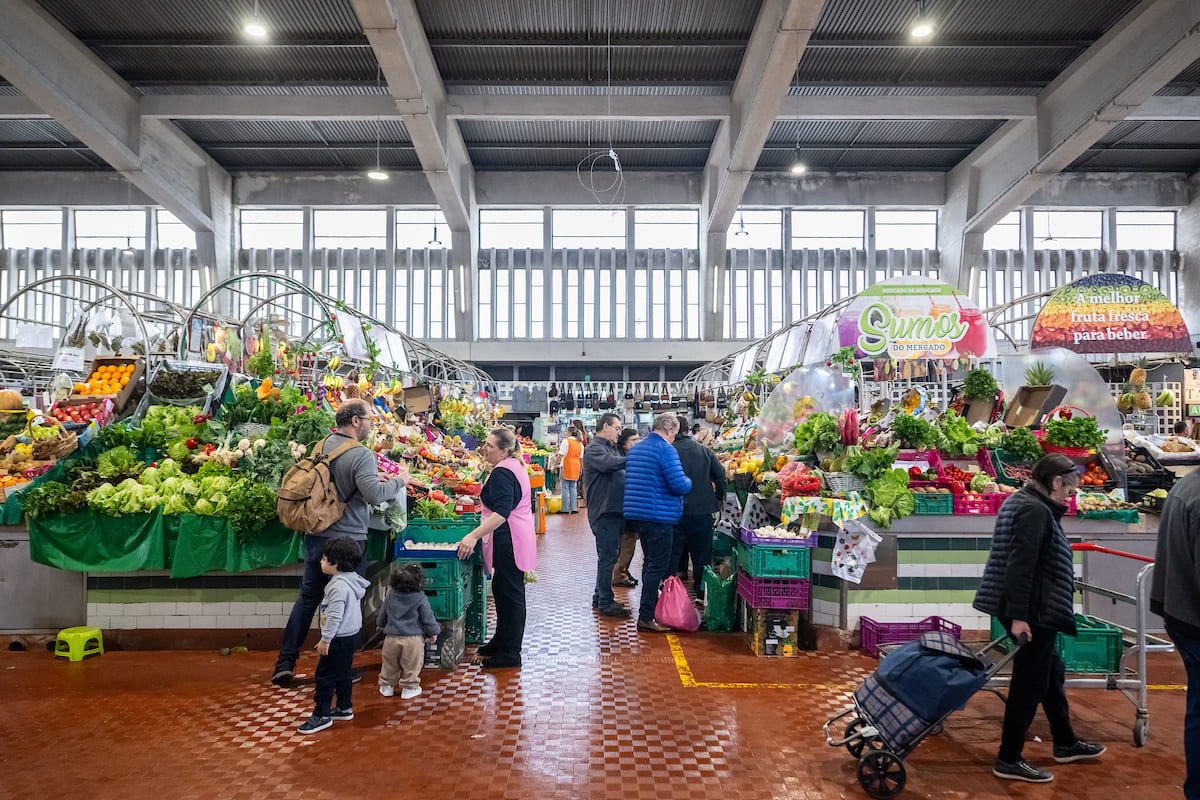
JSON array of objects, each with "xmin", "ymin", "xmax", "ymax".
[
  {"xmin": 973, "ymin": 453, "xmax": 1105, "ymax": 783},
  {"xmin": 671, "ymin": 417, "xmax": 727, "ymax": 597},
  {"xmin": 1152, "ymin": 466, "xmax": 1200, "ymax": 800},
  {"xmin": 581, "ymin": 413, "xmax": 630, "ymax": 618}
]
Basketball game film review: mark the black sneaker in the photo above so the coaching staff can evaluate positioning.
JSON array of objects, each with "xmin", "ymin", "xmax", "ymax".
[
  {"xmin": 350, "ymin": 669, "xmax": 364, "ymax": 685},
  {"xmin": 598, "ymin": 604, "xmax": 632, "ymax": 618},
  {"xmin": 613, "ymin": 578, "xmax": 638, "ymax": 588},
  {"xmin": 480, "ymin": 654, "xmax": 522, "ymax": 669},
  {"xmin": 993, "ymin": 758, "xmax": 1053, "ymax": 783},
  {"xmin": 329, "ymin": 708, "xmax": 354, "ymax": 721},
  {"xmin": 1053, "ymin": 740, "xmax": 1106, "ymax": 763},
  {"xmin": 591, "ymin": 597, "xmax": 599, "ymax": 609},
  {"xmin": 271, "ymin": 666, "xmax": 293, "ymax": 686},
  {"xmin": 297, "ymin": 715, "xmax": 332, "ymax": 734},
  {"xmin": 476, "ymin": 640, "xmax": 498, "ymax": 656}
]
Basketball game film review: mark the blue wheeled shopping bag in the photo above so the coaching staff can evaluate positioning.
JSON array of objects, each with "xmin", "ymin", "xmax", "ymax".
[{"xmin": 874, "ymin": 631, "xmax": 989, "ymax": 721}]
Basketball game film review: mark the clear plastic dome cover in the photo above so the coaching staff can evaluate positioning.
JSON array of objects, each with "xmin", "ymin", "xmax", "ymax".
[{"xmin": 757, "ymin": 365, "xmax": 856, "ymax": 451}]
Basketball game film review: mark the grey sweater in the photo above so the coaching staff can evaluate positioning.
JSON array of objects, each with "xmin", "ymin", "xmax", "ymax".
[
  {"xmin": 1151, "ymin": 468, "xmax": 1200, "ymax": 639},
  {"xmin": 319, "ymin": 571, "xmax": 370, "ymax": 642},
  {"xmin": 317, "ymin": 433, "xmax": 405, "ymax": 541},
  {"xmin": 581, "ymin": 436, "xmax": 626, "ymax": 523},
  {"xmin": 376, "ymin": 589, "xmax": 442, "ymax": 638}
]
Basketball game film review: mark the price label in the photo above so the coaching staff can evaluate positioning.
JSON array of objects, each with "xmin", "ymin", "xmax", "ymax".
[
  {"xmin": 53, "ymin": 346, "xmax": 86, "ymax": 372},
  {"xmin": 16, "ymin": 324, "xmax": 53, "ymax": 349}
]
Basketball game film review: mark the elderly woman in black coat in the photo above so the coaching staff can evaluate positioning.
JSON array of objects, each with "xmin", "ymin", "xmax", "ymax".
[{"xmin": 973, "ymin": 453, "xmax": 1106, "ymax": 784}]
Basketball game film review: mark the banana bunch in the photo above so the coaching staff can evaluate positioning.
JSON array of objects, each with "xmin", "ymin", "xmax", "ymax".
[
  {"xmin": 439, "ymin": 397, "xmax": 473, "ymax": 415},
  {"xmin": 357, "ymin": 374, "xmax": 370, "ymax": 394},
  {"xmin": 322, "ymin": 374, "xmax": 345, "ymax": 389},
  {"xmin": 328, "ymin": 355, "xmax": 342, "ymax": 369},
  {"xmin": 377, "ymin": 378, "xmax": 403, "ymax": 396}
]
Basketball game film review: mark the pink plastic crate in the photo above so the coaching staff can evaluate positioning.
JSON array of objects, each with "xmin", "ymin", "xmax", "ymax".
[
  {"xmin": 740, "ymin": 525, "xmax": 818, "ymax": 548},
  {"xmin": 897, "ymin": 449, "xmax": 943, "ymax": 487},
  {"xmin": 735, "ymin": 569, "xmax": 809, "ymax": 610},
  {"xmin": 940, "ymin": 450, "xmax": 998, "ymax": 480},
  {"xmin": 952, "ymin": 493, "xmax": 1006, "ymax": 515},
  {"xmin": 860, "ymin": 615, "xmax": 963, "ymax": 657}
]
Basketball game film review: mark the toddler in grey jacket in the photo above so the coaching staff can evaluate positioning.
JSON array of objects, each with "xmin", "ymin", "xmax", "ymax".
[{"xmin": 377, "ymin": 563, "xmax": 441, "ymax": 699}]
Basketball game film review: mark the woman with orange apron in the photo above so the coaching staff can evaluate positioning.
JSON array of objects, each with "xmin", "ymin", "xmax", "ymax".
[{"xmin": 557, "ymin": 428, "xmax": 583, "ymax": 513}]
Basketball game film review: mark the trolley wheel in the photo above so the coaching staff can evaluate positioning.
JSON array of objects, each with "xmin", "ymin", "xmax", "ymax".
[
  {"xmin": 928, "ymin": 722, "xmax": 944, "ymax": 736},
  {"xmin": 1133, "ymin": 716, "xmax": 1149, "ymax": 747},
  {"xmin": 857, "ymin": 750, "xmax": 907, "ymax": 800},
  {"xmin": 845, "ymin": 717, "xmax": 884, "ymax": 759}
]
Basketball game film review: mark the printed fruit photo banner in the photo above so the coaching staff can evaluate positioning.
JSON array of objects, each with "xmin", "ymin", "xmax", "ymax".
[
  {"xmin": 836, "ymin": 277, "xmax": 995, "ymax": 361},
  {"xmin": 1030, "ymin": 274, "xmax": 1191, "ymax": 354}
]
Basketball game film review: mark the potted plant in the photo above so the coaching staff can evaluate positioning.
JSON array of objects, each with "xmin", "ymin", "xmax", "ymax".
[{"xmin": 960, "ymin": 368, "xmax": 1000, "ymax": 425}]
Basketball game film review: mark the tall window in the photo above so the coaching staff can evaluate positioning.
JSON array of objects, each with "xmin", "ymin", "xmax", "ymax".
[
  {"xmin": 314, "ymin": 209, "xmax": 386, "ymax": 249},
  {"xmin": 1116, "ymin": 210, "xmax": 1175, "ymax": 250},
  {"xmin": 983, "ymin": 210, "xmax": 1021, "ymax": 250},
  {"xmin": 635, "ymin": 209, "xmax": 698, "ymax": 249},
  {"xmin": 157, "ymin": 210, "xmax": 197, "ymax": 249},
  {"xmin": 552, "ymin": 209, "xmax": 625, "ymax": 248},
  {"xmin": 0, "ymin": 209, "xmax": 61, "ymax": 249},
  {"xmin": 75, "ymin": 209, "xmax": 145, "ymax": 249},
  {"xmin": 240, "ymin": 209, "xmax": 303, "ymax": 249},
  {"xmin": 480, "ymin": 209, "xmax": 542, "ymax": 249},
  {"xmin": 791, "ymin": 210, "xmax": 862, "ymax": 249},
  {"xmin": 875, "ymin": 210, "xmax": 937, "ymax": 250},
  {"xmin": 396, "ymin": 209, "xmax": 449, "ymax": 249},
  {"xmin": 1033, "ymin": 210, "xmax": 1101, "ymax": 249},
  {"xmin": 729, "ymin": 209, "xmax": 781, "ymax": 249}
]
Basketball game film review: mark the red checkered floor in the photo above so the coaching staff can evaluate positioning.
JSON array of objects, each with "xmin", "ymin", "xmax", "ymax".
[{"xmin": 2, "ymin": 511, "xmax": 1190, "ymax": 799}]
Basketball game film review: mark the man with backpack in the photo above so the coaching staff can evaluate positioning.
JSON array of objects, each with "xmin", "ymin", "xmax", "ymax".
[{"xmin": 271, "ymin": 399, "xmax": 408, "ymax": 686}]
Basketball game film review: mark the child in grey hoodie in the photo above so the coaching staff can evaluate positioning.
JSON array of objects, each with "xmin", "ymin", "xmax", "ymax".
[
  {"xmin": 298, "ymin": 537, "xmax": 371, "ymax": 734},
  {"xmin": 377, "ymin": 564, "xmax": 441, "ymax": 699}
]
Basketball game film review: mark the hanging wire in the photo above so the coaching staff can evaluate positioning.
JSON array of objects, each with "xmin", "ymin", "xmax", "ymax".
[{"xmin": 577, "ymin": 0, "xmax": 624, "ymax": 208}]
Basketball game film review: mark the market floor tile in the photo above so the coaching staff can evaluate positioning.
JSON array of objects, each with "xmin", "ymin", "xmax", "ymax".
[{"xmin": 2, "ymin": 511, "xmax": 1190, "ymax": 799}]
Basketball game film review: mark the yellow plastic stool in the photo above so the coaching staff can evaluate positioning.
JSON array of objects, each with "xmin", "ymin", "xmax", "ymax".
[{"xmin": 54, "ymin": 626, "xmax": 104, "ymax": 662}]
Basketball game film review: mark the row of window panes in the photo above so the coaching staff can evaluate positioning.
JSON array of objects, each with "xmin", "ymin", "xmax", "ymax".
[
  {"xmin": 0, "ymin": 209, "xmax": 198, "ymax": 249},
  {"xmin": 981, "ymin": 210, "xmax": 1176, "ymax": 250}
]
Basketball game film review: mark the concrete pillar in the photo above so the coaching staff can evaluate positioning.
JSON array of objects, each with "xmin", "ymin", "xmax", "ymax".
[
  {"xmin": 938, "ymin": 165, "xmax": 984, "ymax": 291},
  {"xmin": 702, "ymin": 229, "xmax": 727, "ymax": 340},
  {"xmin": 1175, "ymin": 176, "xmax": 1200, "ymax": 347},
  {"xmin": 451, "ymin": 226, "xmax": 475, "ymax": 341}
]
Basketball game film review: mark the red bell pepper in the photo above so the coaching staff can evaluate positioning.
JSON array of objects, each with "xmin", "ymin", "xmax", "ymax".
[{"xmin": 908, "ymin": 466, "xmax": 924, "ymax": 479}]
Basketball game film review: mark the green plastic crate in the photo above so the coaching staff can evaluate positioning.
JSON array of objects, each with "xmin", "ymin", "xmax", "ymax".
[
  {"xmin": 403, "ymin": 514, "xmax": 481, "ymax": 544},
  {"xmin": 712, "ymin": 532, "xmax": 736, "ymax": 558},
  {"xmin": 465, "ymin": 563, "xmax": 488, "ymax": 643},
  {"xmin": 913, "ymin": 492, "xmax": 953, "ymax": 515},
  {"xmin": 991, "ymin": 615, "xmax": 1123, "ymax": 673},
  {"xmin": 425, "ymin": 570, "xmax": 473, "ymax": 620},
  {"xmin": 395, "ymin": 557, "xmax": 468, "ymax": 589},
  {"xmin": 736, "ymin": 540, "xmax": 811, "ymax": 580}
]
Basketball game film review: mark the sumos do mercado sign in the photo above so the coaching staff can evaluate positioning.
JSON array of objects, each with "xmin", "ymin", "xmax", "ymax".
[
  {"xmin": 837, "ymin": 278, "xmax": 995, "ymax": 360},
  {"xmin": 1030, "ymin": 274, "xmax": 1191, "ymax": 354}
]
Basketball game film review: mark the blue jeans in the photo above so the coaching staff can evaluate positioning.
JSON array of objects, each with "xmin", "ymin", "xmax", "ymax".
[
  {"xmin": 634, "ymin": 520, "xmax": 674, "ymax": 623},
  {"xmin": 274, "ymin": 535, "xmax": 365, "ymax": 673},
  {"xmin": 560, "ymin": 478, "xmax": 578, "ymax": 512},
  {"xmin": 671, "ymin": 513, "xmax": 715, "ymax": 596},
  {"xmin": 1169, "ymin": 625, "xmax": 1200, "ymax": 800},
  {"xmin": 313, "ymin": 633, "xmax": 359, "ymax": 716},
  {"xmin": 590, "ymin": 513, "xmax": 624, "ymax": 608}
]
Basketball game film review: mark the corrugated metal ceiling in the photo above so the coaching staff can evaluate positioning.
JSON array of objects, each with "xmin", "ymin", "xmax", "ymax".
[
  {"xmin": 174, "ymin": 119, "xmax": 411, "ymax": 144},
  {"xmin": 38, "ymin": 0, "xmax": 365, "ymax": 38}
]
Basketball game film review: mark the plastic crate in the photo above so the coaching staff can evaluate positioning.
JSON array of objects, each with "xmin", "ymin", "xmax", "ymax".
[
  {"xmin": 735, "ymin": 569, "xmax": 809, "ymax": 610},
  {"xmin": 736, "ymin": 540, "xmax": 811, "ymax": 580},
  {"xmin": 425, "ymin": 572, "xmax": 473, "ymax": 620},
  {"xmin": 912, "ymin": 491, "xmax": 953, "ymax": 515},
  {"xmin": 399, "ymin": 515, "xmax": 482, "ymax": 555},
  {"xmin": 712, "ymin": 532, "xmax": 735, "ymax": 558},
  {"xmin": 991, "ymin": 615, "xmax": 1124, "ymax": 673},
  {"xmin": 860, "ymin": 615, "xmax": 962, "ymax": 657},
  {"xmin": 896, "ymin": 449, "xmax": 944, "ymax": 487},
  {"xmin": 952, "ymin": 493, "xmax": 1006, "ymax": 515},
  {"xmin": 991, "ymin": 449, "xmax": 1034, "ymax": 486},
  {"xmin": 394, "ymin": 557, "xmax": 468, "ymax": 589},
  {"xmin": 739, "ymin": 525, "xmax": 818, "ymax": 548},
  {"xmin": 465, "ymin": 597, "xmax": 488, "ymax": 644}
]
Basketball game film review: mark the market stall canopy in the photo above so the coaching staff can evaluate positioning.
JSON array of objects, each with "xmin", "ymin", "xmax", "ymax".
[
  {"xmin": 837, "ymin": 277, "xmax": 995, "ymax": 361},
  {"xmin": 1029, "ymin": 274, "xmax": 1191, "ymax": 355}
]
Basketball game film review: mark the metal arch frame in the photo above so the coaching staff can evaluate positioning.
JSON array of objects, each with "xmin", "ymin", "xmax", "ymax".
[{"xmin": 0, "ymin": 275, "xmax": 153, "ymax": 366}]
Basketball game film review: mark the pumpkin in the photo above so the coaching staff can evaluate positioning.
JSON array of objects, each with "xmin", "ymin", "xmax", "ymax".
[
  {"xmin": 0, "ymin": 390, "xmax": 25, "ymax": 410},
  {"xmin": 255, "ymin": 378, "xmax": 274, "ymax": 401}
]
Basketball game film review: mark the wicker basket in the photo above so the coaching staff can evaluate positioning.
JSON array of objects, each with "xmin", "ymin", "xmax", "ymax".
[
  {"xmin": 824, "ymin": 471, "xmax": 865, "ymax": 494},
  {"xmin": 32, "ymin": 427, "xmax": 78, "ymax": 461}
]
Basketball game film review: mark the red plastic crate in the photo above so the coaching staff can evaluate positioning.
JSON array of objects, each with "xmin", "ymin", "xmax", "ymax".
[
  {"xmin": 860, "ymin": 615, "xmax": 963, "ymax": 657},
  {"xmin": 952, "ymin": 493, "xmax": 1006, "ymax": 515},
  {"xmin": 735, "ymin": 569, "xmax": 809, "ymax": 610},
  {"xmin": 897, "ymin": 449, "xmax": 943, "ymax": 488}
]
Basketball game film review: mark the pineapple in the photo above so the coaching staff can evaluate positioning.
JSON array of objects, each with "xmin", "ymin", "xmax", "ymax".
[
  {"xmin": 1130, "ymin": 358, "xmax": 1148, "ymax": 388},
  {"xmin": 1135, "ymin": 390, "xmax": 1153, "ymax": 410},
  {"xmin": 1024, "ymin": 361, "xmax": 1054, "ymax": 387}
]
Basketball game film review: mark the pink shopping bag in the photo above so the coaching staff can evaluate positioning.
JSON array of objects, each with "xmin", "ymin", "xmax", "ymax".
[{"xmin": 655, "ymin": 575, "xmax": 700, "ymax": 632}]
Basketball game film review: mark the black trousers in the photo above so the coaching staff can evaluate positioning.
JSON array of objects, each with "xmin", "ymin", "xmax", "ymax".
[
  {"xmin": 999, "ymin": 623, "xmax": 1077, "ymax": 762},
  {"xmin": 313, "ymin": 633, "xmax": 359, "ymax": 717},
  {"xmin": 490, "ymin": 529, "xmax": 526, "ymax": 659}
]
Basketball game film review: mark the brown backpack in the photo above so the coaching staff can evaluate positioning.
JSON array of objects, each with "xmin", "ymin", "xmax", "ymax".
[{"xmin": 276, "ymin": 435, "xmax": 362, "ymax": 534}]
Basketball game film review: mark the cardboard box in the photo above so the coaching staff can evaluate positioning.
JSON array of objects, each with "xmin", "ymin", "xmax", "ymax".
[
  {"xmin": 962, "ymin": 390, "xmax": 1001, "ymax": 426},
  {"xmin": 1002, "ymin": 384, "xmax": 1067, "ymax": 429},
  {"xmin": 404, "ymin": 386, "xmax": 433, "ymax": 414},
  {"xmin": 744, "ymin": 607, "xmax": 802, "ymax": 657},
  {"xmin": 72, "ymin": 356, "xmax": 145, "ymax": 414}
]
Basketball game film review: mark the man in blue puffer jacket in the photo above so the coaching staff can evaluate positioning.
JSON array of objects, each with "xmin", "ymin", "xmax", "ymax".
[{"xmin": 623, "ymin": 413, "xmax": 692, "ymax": 632}]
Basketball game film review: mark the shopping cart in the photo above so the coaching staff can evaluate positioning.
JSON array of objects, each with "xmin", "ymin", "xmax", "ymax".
[{"xmin": 824, "ymin": 631, "xmax": 1024, "ymax": 799}]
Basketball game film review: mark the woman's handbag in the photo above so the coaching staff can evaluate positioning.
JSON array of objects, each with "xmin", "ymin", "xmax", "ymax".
[{"xmin": 655, "ymin": 575, "xmax": 700, "ymax": 632}]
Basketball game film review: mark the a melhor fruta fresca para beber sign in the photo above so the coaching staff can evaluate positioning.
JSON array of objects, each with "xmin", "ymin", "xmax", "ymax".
[{"xmin": 1030, "ymin": 273, "xmax": 1191, "ymax": 354}]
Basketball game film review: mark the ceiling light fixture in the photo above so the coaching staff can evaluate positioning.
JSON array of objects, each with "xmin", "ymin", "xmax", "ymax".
[
  {"xmin": 910, "ymin": 0, "xmax": 933, "ymax": 39},
  {"xmin": 121, "ymin": 178, "xmax": 136, "ymax": 255},
  {"xmin": 427, "ymin": 219, "xmax": 442, "ymax": 247},
  {"xmin": 1042, "ymin": 215, "xmax": 1056, "ymax": 243},
  {"xmin": 244, "ymin": 0, "xmax": 267, "ymax": 38},
  {"xmin": 367, "ymin": 63, "xmax": 389, "ymax": 181},
  {"xmin": 789, "ymin": 34, "xmax": 807, "ymax": 175},
  {"xmin": 734, "ymin": 212, "xmax": 750, "ymax": 238}
]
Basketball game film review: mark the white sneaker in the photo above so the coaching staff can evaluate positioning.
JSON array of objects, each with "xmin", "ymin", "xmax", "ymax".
[
  {"xmin": 378, "ymin": 684, "xmax": 394, "ymax": 697},
  {"xmin": 400, "ymin": 686, "xmax": 422, "ymax": 700}
]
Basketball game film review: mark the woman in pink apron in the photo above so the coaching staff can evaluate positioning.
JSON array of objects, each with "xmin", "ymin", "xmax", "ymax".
[{"xmin": 457, "ymin": 428, "xmax": 537, "ymax": 669}]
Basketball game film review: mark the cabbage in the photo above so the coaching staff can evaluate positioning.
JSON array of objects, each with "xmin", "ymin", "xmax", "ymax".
[
  {"xmin": 140, "ymin": 467, "xmax": 162, "ymax": 487},
  {"xmin": 192, "ymin": 498, "xmax": 216, "ymax": 515}
]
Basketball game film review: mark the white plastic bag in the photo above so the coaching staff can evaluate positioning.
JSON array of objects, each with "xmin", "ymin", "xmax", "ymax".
[{"xmin": 831, "ymin": 518, "xmax": 882, "ymax": 584}]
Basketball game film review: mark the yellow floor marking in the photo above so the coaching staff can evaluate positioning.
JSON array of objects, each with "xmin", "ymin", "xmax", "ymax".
[{"xmin": 666, "ymin": 635, "xmax": 1188, "ymax": 692}]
